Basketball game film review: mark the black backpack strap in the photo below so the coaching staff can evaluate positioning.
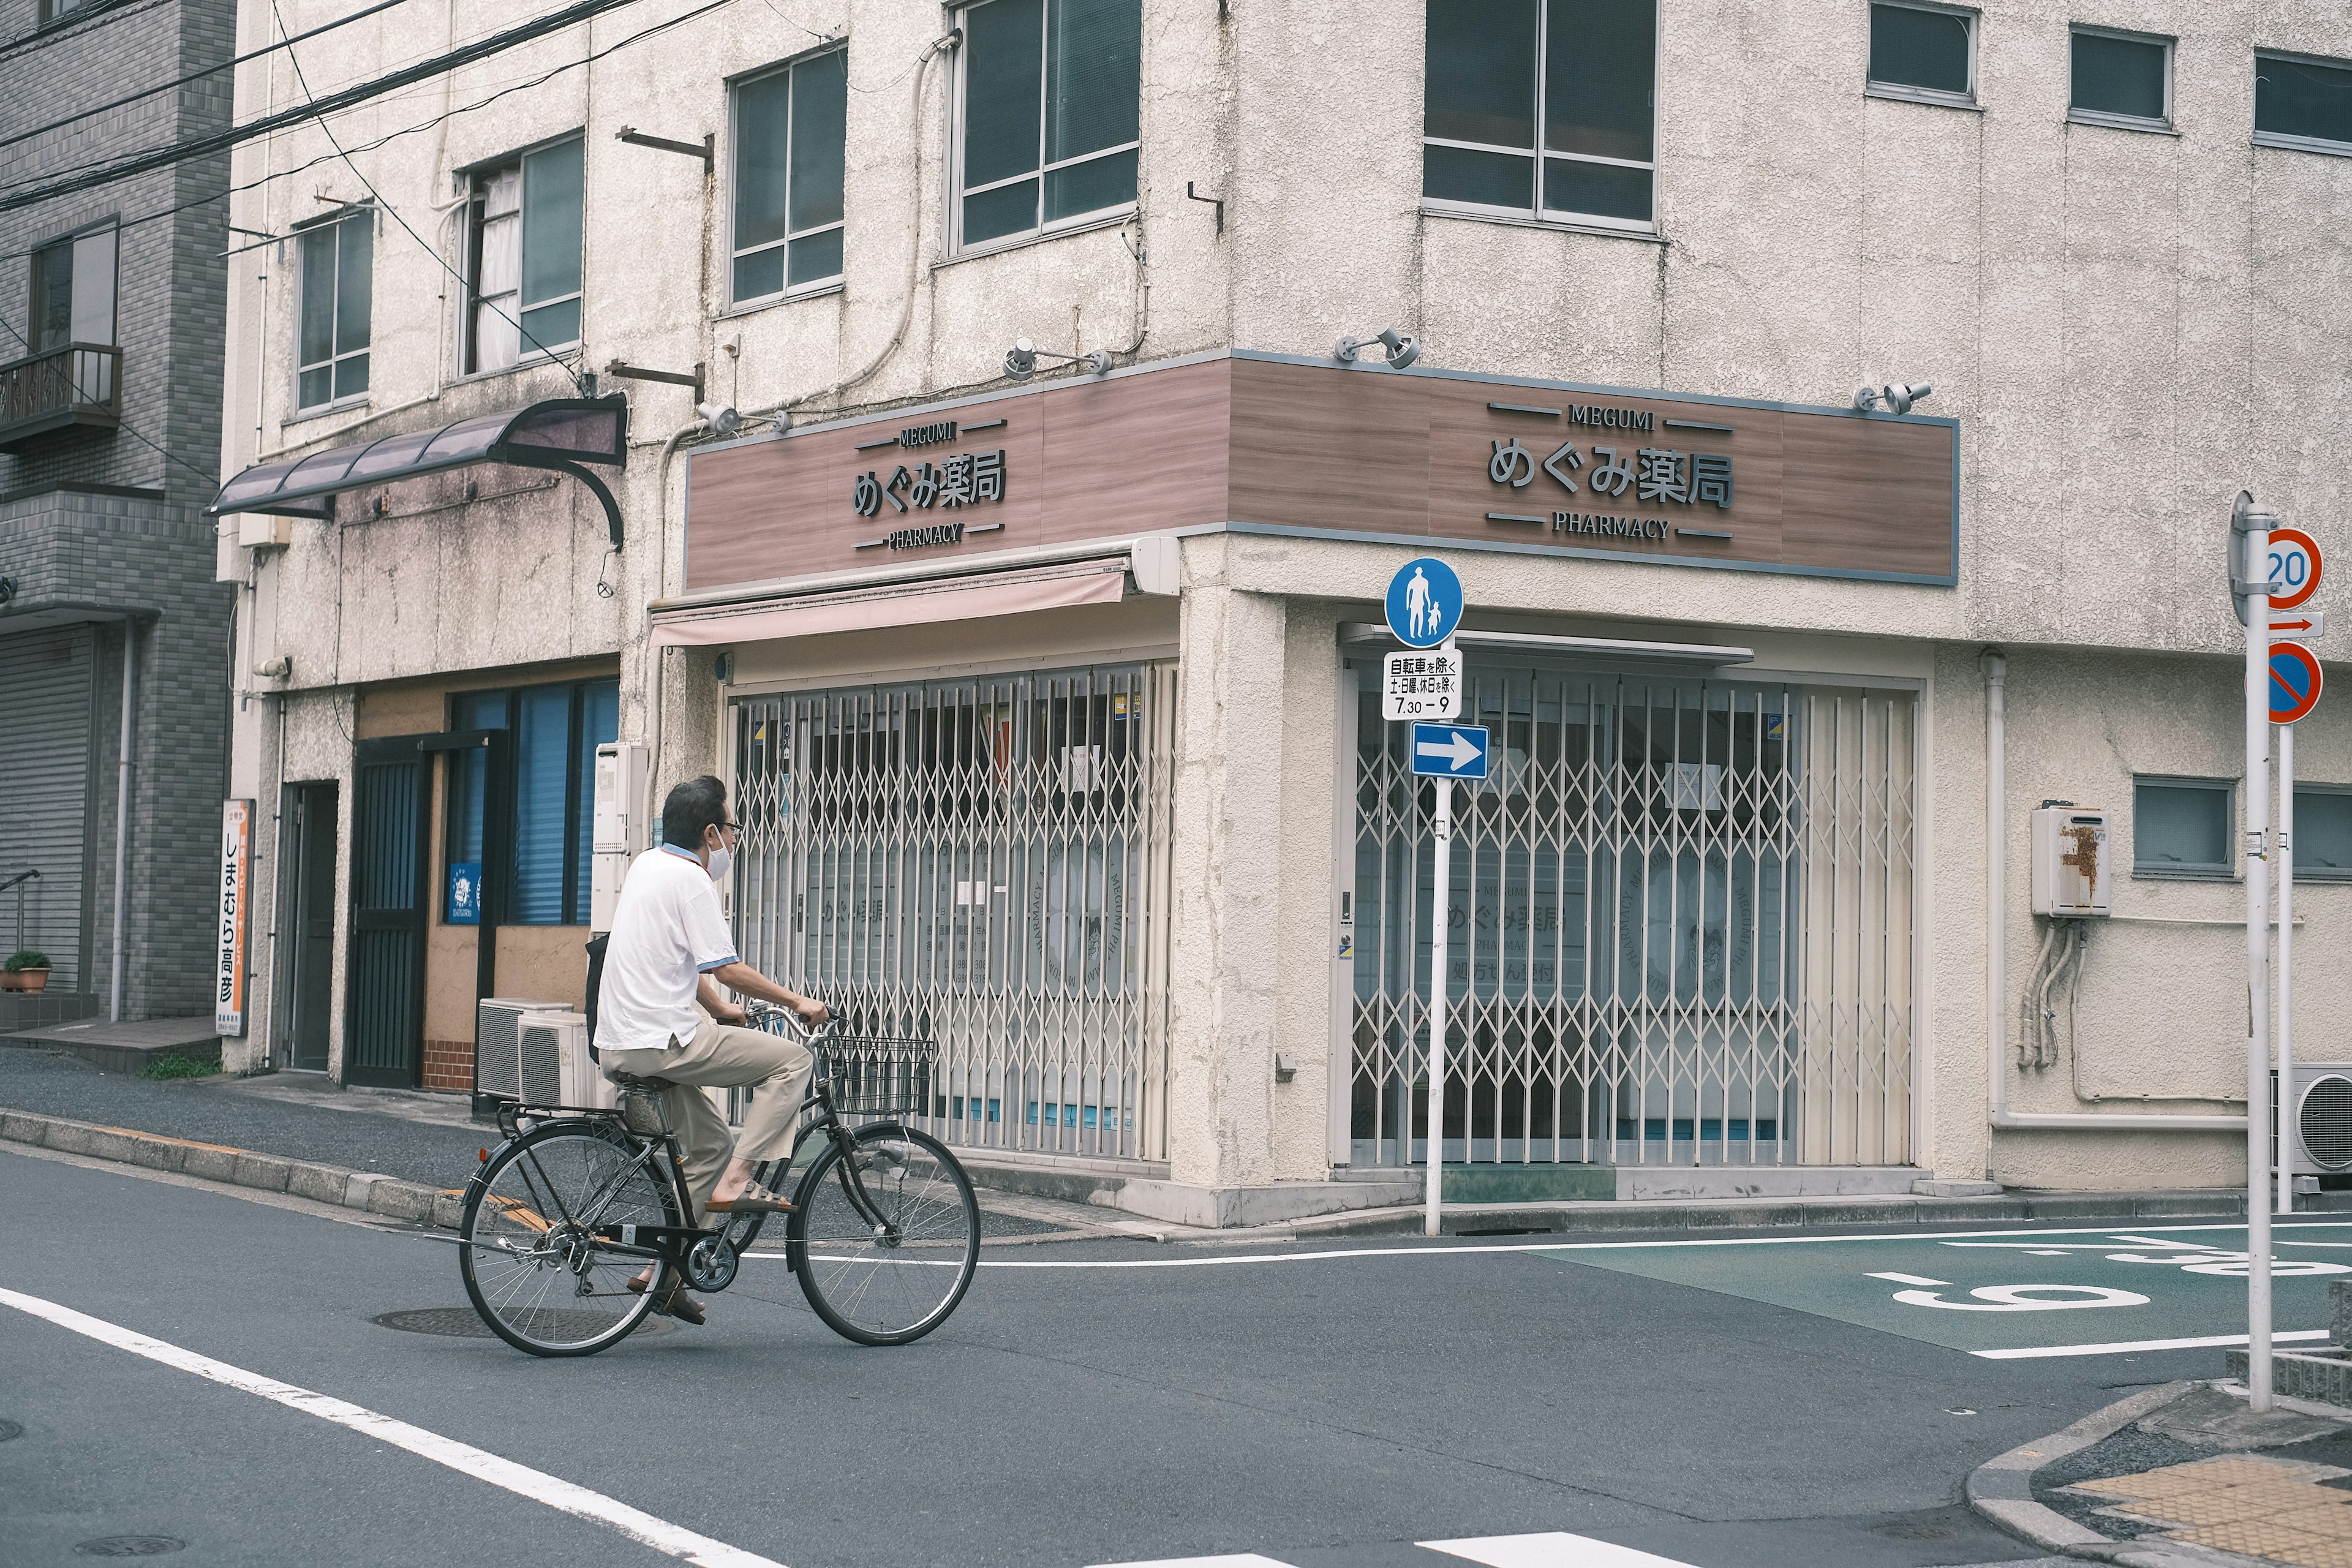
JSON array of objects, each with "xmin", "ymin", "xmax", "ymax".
[{"xmin": 582, "ymin": 933, "xmax": 609, "ymax": 1061}]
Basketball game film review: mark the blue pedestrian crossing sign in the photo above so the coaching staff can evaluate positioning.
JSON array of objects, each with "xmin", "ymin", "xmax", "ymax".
[
  {"xmin": 1385, "ymin": 557, "xmax": 1462, "ymax": 649},
  {"xmin": 1411, "ymin": 722, "xmax": 1490, "ymax": 778}
]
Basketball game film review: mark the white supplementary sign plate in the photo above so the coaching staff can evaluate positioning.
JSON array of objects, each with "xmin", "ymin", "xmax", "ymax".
[{"xmin": 1384, "ymin": 647, "xmax": 1463, "ymax": 721}]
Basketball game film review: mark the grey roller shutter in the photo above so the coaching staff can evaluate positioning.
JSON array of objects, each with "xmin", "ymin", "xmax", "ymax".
[{"xmin": 0, "ymin": 627, "xmax": 94, "ymax": 991}]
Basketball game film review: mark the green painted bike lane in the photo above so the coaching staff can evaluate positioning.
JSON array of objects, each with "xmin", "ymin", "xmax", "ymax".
[{"xmin": 1531, "ymin": 1221, "xmax": 2352, "ymax": 1356}]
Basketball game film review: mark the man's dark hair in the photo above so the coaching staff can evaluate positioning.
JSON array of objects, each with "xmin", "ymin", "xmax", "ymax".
[{"xmin": 661, "ymin": 775, "xmax": 728, "ymax": 849}]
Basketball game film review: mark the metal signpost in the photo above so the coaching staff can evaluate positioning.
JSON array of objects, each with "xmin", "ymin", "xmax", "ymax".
[
  {"xmin": 1382, "ymin": 556, "xmax": 1476, "ymax": 1237},
  {"xmin": 2231, "ymin": 494, "xmax": 2326, "ymax": 1412}
]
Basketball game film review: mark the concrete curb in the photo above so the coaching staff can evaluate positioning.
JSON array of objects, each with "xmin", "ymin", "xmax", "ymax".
[
  {"xmin": 0, "ymin": 1107, "xmax": 464, "ymax": 1229},
  {"xmin": 1966, "ymin": 1381, "xmax": 2277, "ymax": 1568},
  {"xmin": 1291, "ymin": 1189, "xmax": 2260, "ymax": 1238}
]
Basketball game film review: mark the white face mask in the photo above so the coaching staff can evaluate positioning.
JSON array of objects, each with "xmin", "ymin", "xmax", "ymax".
[{"xmin": 705, "ymin": 843, "xmax": 732, "ymax": 884}]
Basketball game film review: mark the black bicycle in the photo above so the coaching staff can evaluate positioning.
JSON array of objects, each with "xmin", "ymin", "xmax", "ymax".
[{"xmin": 456, "ymin": 1008, "xmax": 981, "ymax": 1357}]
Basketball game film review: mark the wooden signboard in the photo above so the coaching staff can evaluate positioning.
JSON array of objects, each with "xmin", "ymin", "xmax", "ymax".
[{"xmin": 681, "ymin": 351, "xmax": 1956, "ymax": 595}]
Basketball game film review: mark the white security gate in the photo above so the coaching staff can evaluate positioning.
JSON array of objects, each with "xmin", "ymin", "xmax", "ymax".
[
  {"xmin": 1349, "ymin": 665, "xmax": 1915, "ymax": 1169},
  {"xmin": 731, "ymin": 664, "xmax": 1176, "ymax": 1161}
]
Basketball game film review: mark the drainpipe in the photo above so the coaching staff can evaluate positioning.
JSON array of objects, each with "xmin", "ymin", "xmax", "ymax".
[
  {"xmin": 1981, "ymin": 647, "xmax": 2244, "ymax": 1137},
  {"xmin": 109, "ymin": 622, "xmax": 135, "ymax": 1023}
]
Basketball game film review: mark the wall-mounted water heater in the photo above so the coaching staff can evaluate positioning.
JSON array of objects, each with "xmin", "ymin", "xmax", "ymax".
[
  {"xmin": 2031, "ymin": 805, "xmax": 2113, "ymax": 916},
  {"xmin": 590, "ymin": 741, "xmax": 649, "ymax": 933}
]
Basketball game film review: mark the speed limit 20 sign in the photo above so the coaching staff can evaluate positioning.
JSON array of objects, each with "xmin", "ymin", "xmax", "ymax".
[{"xmin": 2269, "ymin": 527, "xmax": 2323, "ymax": 611}]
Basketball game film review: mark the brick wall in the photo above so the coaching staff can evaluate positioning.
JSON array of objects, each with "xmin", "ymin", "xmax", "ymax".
[{"xmin": 421, "ymin": 1038, "xmax": 475, "ymax": 1093}]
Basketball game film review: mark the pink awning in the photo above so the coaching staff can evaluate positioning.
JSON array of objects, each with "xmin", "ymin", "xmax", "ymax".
[{"xmin": 649, "ymin": 559, "xmax": 1129, "ymax": 647}]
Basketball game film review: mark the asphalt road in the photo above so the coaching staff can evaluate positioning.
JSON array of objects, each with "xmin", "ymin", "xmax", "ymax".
[{"xmin": 2, "ymin": 1144, "xmax": 2290, "ymax": 1568}]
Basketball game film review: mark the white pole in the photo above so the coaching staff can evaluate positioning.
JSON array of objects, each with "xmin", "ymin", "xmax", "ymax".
[
  {"xmin": 1427, "ymin": 775, "xmax": 1452, "ymax": 1238},
  {"xmin": 2242, "ymin": 503, "xmax": 2275, "ymax": 1412},
  {"xmin": 2279, "ymin": 721, "xmax": 2296, "ymax": 1218},
  {"xmin": 109, "ymin": 622, "xmax": 135, "ymax": 1024}
]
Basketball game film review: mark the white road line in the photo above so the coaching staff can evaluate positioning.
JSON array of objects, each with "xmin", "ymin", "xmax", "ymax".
[
  {"xmin": 1866, "ymin": 1272, "xmax": 1949, "ymax": 1287},
  {"xmin": 0, "ymin": 1285, "xmax": 783, "ymax": 1568},
  {"xmin": 1087, "ymin": 1556, "xmax": 1300, "ymax": 1567},
  {"xmin": 1422, "ymin": 1531, "xmax": 1699, "ymax": 1567},
  {"xmin": 746, "ymin": 1220, "xmax": 2352, "ymax": 1272},
  {"xmin": 1973, "ymin": 1329, "xmax": 2331, "ymax": 1360}
]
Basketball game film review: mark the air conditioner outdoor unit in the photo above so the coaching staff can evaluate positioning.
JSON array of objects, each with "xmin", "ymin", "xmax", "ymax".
[
  {"xmin": 2285, "ymin": 1065, "xmax": 2352, "ymax": 1178},
  {"xmin": 516, "ymin": 1009, "xmax": 608, "ymax": 1110},
  {"xmin": 475, "ymin": 995, "xmax": 565, "ymax": 1101}
]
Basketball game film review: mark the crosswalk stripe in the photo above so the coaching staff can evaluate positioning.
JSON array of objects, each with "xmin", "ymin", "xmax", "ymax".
[
  {"xmin": 1420, "ymin": 1532, "xmax": 1700, "ymax": 1567},
  {"xmin": 1085, "ymin": 1556, "xmax": 1299, "ymax": 1567}
]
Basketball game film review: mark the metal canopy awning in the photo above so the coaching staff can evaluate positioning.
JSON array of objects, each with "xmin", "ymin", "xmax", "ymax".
[
  {"xmin": 206, "ymin": 396, "xmax": 630, "ymax": 547},
  {"xmin": 1340, "ymin": 622, "xmax": 1755, "ymax": 668}
]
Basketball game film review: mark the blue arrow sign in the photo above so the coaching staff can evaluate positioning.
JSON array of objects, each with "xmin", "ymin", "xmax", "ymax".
[
  {"xmin": 1411, "ymin": 722, "xmax": 1490, "ymax": 779},
  {"xmin": 1385, "ymin": 557, "xmax": 1463, "ymax": 649}
]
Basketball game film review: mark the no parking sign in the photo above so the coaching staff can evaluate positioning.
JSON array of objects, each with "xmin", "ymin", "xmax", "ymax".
[{"xmin": 2272, "ymin": 641, "xmax": 2324, "ymax": 725}]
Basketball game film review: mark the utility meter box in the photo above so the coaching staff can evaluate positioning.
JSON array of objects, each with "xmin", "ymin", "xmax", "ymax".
[
  {"xmin": 2032, "ymin": 806, "xmax": 2113, "ymax": 916},
  {"xmin": 590, "ymin": 742, "xmax": 649, "ymax": 933}
]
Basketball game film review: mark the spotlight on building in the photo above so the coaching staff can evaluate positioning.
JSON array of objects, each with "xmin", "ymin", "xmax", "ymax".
[
  {"xmin": 696, "ymin": 401, "xmax": 743, "ymax": 437},
  {"xmin": 1854, "ymin": 381, "xmax": 1934, "ymax": 415},
  {"xmin": 1335, "ymin": 326, "xmax": 1420, "ymax": 370},
  {"xmin": 1003, "ymin": 338, "xmax": 1112, "ymax": 382}
]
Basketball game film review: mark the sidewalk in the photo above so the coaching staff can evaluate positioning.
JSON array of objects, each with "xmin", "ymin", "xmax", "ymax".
[{"xmin": 1973, "ymin": 1379, "xmax": 2352, "ymax": 1567}]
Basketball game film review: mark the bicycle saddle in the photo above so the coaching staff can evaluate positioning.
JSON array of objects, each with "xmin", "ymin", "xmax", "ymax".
[{"xmin": 608, "ymin": 1071, "xmax": 678, "ymax": 1091}]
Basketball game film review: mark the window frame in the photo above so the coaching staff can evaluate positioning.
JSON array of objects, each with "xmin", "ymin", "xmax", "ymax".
[
  {"xmin": 458, "ymin": 132, "xmax": 586, "ymax": 377},
  {"xmin": 2254, "ymin": 48, "xmax": 2352, "ymax": 160},
  {"xmin": 2067, "ymin": 24, "xmax": 2174, "ymax": 134},
  {"xmin": 1864, "ymin": 0, "xmax": 1980, "ymax": 111},
  {"xmin": 26, "ymin": 217, "xmax": 118, "ymax": 355},
  {"xmin": 727, "ymin": 47, "xmax": 849, "ymax": 310},
  {"xmin": 441, "ymin": 677, "xmax": 619, "ymax": 927},
  {"xmin": 1419, "ymin": 0, "xmax": 1661, "ymax": 238},
  {"xmin": 293, "ymin": 206, "xmax": 374, "ymax": 414},
  {"xmin": 2131, "ymin": 774, "xmax": 2237, "ymax": 882},
  {"xmin": 947, "ymin": 0, "xmax": 1143, "ymax": 260},
  {"xmin": 2293, "ymin": 783, "xmax": 2352, "ymax": 883}
]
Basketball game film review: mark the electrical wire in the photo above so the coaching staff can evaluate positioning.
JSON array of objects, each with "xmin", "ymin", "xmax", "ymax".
[
  {"xmin": 266, "ymin": 0, "xmax": 587, "ymax": 396},
  {"xmin": 0, "ymin": 0, "xmax": 645, "ymax": 214},
  {"xmin": 0, "ymin": 0, "xmax": 745, "ymax": 268},
  {"xmin": 1, "ymin": 0, "xmax": 410, "ymax": 154}
]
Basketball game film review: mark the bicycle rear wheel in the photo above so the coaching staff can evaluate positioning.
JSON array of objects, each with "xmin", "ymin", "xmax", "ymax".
[
  {"xmin": 461, "ymin": 1123, "xmax": 676, "ymax": 1357},
  {"xmin": 788, "ymin": 1125, "xmax": 979, "ymax": 1345}
]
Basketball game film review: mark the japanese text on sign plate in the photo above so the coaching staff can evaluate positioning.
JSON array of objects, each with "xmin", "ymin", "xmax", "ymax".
[
  {"xmin": 1488, "ymin": 439, "xmax": 1732, "ymax": 509},
  {"xmin": 854, "ymin": 448, "xmax": 1006, "ymax": 518}
]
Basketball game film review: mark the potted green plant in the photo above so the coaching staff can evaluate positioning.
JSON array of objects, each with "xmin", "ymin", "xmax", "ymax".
[{"xmin": 2, "ymin": 951, "xmax": 51, "ymax": 992}]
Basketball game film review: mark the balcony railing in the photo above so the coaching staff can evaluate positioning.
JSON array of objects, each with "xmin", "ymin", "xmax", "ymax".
[{"xmin": 0, "ymin": 342, "xmax": 122, "ymax": 452}]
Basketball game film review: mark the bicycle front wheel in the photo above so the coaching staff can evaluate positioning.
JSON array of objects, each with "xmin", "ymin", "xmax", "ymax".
[
  {"xmin": 461, "ymin": 1123, "xmax": 677, "ymax": 1357},
  {"xmin": 788, "ymin": 1125, "xmax": 979, "ymax": 1345}
]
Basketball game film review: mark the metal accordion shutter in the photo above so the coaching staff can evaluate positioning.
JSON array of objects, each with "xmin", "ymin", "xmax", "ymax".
[{"xmin": 0, "ymin": 627, "xmax": 94, "ymax": 991}]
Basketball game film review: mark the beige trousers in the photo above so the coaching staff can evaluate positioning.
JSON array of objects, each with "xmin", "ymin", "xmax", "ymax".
[{"xmin": 603, "ymin": 1016, "xmax": 815, "ymax": 1221}]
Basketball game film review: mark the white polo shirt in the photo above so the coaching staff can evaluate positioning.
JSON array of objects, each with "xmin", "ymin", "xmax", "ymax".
[{"xmin": 595, "ymin": 845, "xmax": 737, "ymax": 1054}]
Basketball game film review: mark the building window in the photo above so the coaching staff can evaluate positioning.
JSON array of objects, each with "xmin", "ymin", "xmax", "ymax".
[
  {"xmin": 2070, "ymin": 28, "xmax": 2171, "ymax": 130},
  {"xmin": 462, "ymin": 137, "xmax": 584, "ymax": 374},
  {"xmin": 39, "ymin": 0, "xmax": 98, "ymax": 21},
  {"xmin": 29, "ymin": 224, "xmax": 116, "ymax": 353},
  {"xmin": 295, "ymin": 209, "xmax": 373, "ymax": 410},
  {"xmin": 731, "ymin": 49, "xmax": 848, "ymax": 305},
  {"xmin": 2133, "ymin": 776, "xmax": 2233, "ymax": 880},
  {"xmin": 1867, "ymin": 2, "xmax": 1975, "ymax": 107},
  {"xmin": 954, "ymin": 0, "xmax": 1142, "ymax": 253},
  {"xmin": 2256, "ymin": 51, "xmax": 2352, "ymax": 157},
  {"xmin": 445, "ymin": 679, "xmax": 620, "ymax": 925},
  {"xmin": 2296, "ymin": 786, "xmax": 2352, "ymax": 882},
  {"xmin": 1422, "ymin": 0, "xmax": 1657, "ymax": 233}
]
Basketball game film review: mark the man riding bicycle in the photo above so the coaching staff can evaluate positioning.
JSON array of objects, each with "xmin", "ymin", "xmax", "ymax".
[{"xmin": 595, "ymin": 774, "xmax": 828, "ymax": 1323}]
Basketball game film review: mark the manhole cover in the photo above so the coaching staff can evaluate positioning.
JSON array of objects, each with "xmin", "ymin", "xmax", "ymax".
[
  {"xmin": 75, "ymin": 1539, "xmax": 185, "ymax": 1558},
  {"xmin": 373, "ymin": 1308, "xmax": 672, "ymax": 1339},
  {"xmin": 1871, "ymin": 1524, "xmax": 1958, "ymax": 1540},
  {"xmin": 0, "ymin": 1419, "xmax": 22, "ymax": 1441}
]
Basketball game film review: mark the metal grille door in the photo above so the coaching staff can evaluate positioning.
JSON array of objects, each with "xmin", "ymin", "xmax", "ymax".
[
  {"xmin": 732, "ymin": 664, "xmax": 1175, "ymax": 1161},
  {"xmin": 1350, "ymin": 666, "xmax": 1915, "ymax": 1169}
]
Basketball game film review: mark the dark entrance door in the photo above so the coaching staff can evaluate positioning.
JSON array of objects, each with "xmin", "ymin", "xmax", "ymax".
[
  {"xmin": 277, "ymin": 782, "xmax": 338, "ymax": 1072},
  {"xmin": 347, "ymin": 739, "xmax": 432, "ymax": 1087}
]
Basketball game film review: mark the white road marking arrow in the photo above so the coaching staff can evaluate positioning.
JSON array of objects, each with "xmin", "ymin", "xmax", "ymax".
[{"xmin": 1415, "ymin": 730, "xmax": 1482, "ymax": 772}]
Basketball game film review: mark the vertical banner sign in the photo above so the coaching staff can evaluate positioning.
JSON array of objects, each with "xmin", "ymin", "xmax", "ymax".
[{"xmin": 215, "ymin": 800, "xmax": 252, "ymax": 1036}]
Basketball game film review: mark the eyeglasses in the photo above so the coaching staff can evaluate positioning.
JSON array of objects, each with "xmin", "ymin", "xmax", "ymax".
[{"xmin": 721, "ymin": 821, "xmax": 744, "ymax": 834}]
